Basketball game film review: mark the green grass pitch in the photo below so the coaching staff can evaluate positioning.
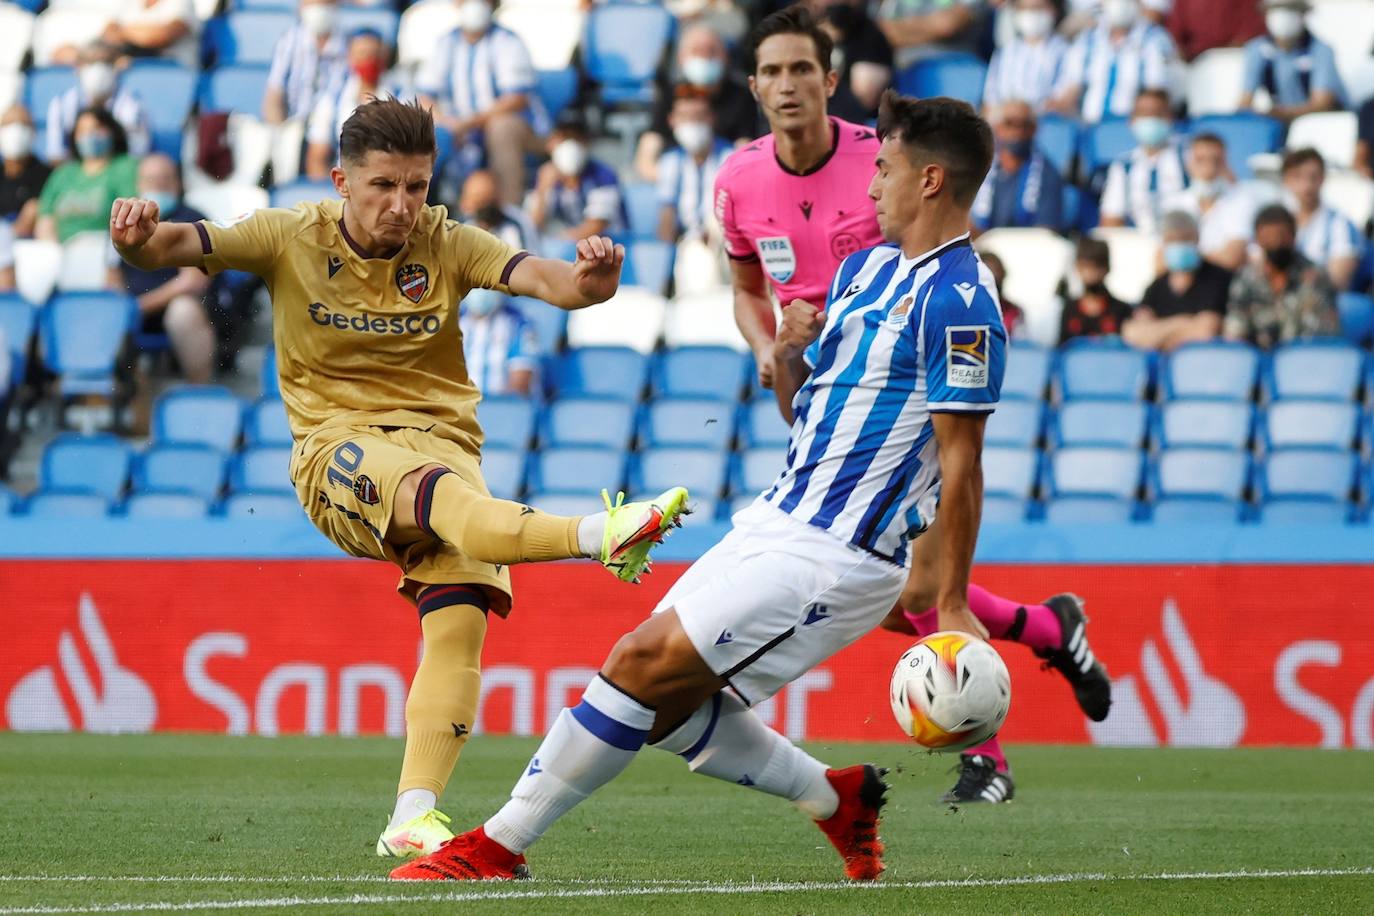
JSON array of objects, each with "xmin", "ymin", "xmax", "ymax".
[{"xmin": 1, "ymin": 734, "xmax": 1371, "ymax": 914}]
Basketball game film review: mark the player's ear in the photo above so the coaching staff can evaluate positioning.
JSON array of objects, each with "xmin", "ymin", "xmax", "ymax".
[
  {"xmin": 747, "ymin": 74, "xmax": 758, "ymax": 102},
  {"xmin": 922, "ymin": 163, "xmax": 944, "ymax": 200},
  {"xmin": 330, "ymin": 165, "xmax": 350, "ymax": 200},
  {"xmin": 824, "ymin": 66, "xmax": 838, "ymax": 99}
]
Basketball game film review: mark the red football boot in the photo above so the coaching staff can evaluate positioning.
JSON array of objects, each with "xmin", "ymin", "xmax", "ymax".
[
  {"xmin": 389, "ymin": 825, "xmax": 530, "ymax": 881},
  {"xmin": 814, "ymin": 764, "xmax": 889, "ymax": 881}
]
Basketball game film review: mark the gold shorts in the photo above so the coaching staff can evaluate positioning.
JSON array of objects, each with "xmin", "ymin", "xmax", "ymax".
[{"xmin": 291, "ymin": 424, "xmax": 513, "ymax": 614}]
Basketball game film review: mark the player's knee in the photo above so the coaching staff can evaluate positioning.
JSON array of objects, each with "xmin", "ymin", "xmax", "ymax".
[
  {"xmin": 603, "ymin": 620, "xmax": 699, "ymax": 703},
  {"xmin": 164, "ymin": 295, "xmax": 207, "ymax": 335}
]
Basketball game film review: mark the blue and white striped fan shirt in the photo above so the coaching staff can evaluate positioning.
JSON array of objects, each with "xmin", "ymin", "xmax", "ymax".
[
  {"xmin": 763, "ymin": 236, "xmax": 1007, "ymax": 565},
  {"xmin": 1297, "ymin": 205, "xmax": 1364, "ymax": 272},
  {"xmin": 984, "ymin": 34, "xmax": 1070, "ymax": 110}
]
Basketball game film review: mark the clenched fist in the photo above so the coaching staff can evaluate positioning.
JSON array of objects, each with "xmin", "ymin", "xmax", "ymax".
[
  {"xmin": 773, "ymin": 299, "xmax": 825, "ymax": 364},
  {"xmin": 109, "ymin": 197, "xmax": 161, "ymax": 252}
]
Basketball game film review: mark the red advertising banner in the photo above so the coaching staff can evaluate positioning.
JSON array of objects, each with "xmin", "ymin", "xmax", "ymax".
[{"xmin": 2, "ymin": 561, "xmax": 1372, "ymax": 748}]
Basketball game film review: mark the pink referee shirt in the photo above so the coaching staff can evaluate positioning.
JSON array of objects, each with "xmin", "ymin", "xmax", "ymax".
[{"xmin": 713, "ymin": 117, "xmax": 884, "ymax": 309}]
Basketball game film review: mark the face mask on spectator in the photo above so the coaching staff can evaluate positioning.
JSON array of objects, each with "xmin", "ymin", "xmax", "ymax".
[
  {"xmin": 1131, "ymin": 116, "xmax": 1171, "ymax": 148},
  {"xmin": 1265, "ymin": 244, "xmax": 1296, "ymax": 270},
  {"xmin": 475, "ymin": 203, "xmax": 504, "ymax": 226},
  {"xmin": 79, "ymin": 63, "xmax": 116, "ymax": 100},
  {"xmin": 999, "ymin": 137, "xmax": 1032, "ymax": 159},
  {"xmin": 1265, "ymin": 8, "xmax": 1305, "ymax": 41},
  {"xmin": 75, "ymin": 130, "xmax": 112, "ymax": 160},
  {"xmin": 1191, "ymin": 177, "xmax": 1228, "ymax": 200},
  {"xmin": 465, "ymin": 288, "xmax": 505, "ymax": 317},
  {"xmin": 673, "ymin": 121, "xmax": 713, "ymax": 155},
  {"xmin": 300, "ymin": 3, "xmax": 336, "ymax": 37},
  {"xmin": 1101, "ymin": 0, "xmax": 1138, "ymax": 29},
  {"xmin": 1014, "ymin": 8, "xmax": 1054, "ymax": 40},
  {"xmin": 1164, "ymin": 242, "xmax": 1201, "ymax": 272},
  {"xmin": 681, "ymin": 56, "xmax": 723, "ymax": 88},
  {"xmin": 353, "ymin": 58, "xmax": 383, "ymax": 85},
  {"xmin": 551, "ymin": 139, "xmax": 587, "ymax": 177},
  {"xmin": 0, "ymin": 124, "xmax": 33, "ymax": 160},
  {"xmin": 144, "ymin": 190, "xmax": 178, "ymax": 216},
  {"xmin": 458, "ymin": 0, "xmax": 493, "ymax": 34}
]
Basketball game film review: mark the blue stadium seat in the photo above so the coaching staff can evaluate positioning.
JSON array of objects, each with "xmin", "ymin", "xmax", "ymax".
[
  {"xmin": 894, "ymin": 53, "xmax": 987, "ymax": 107},
  {"xmin": 1047, "ymin": 447, "xmax": 1142, "ymax": 499},
  {"xmin": 1337, "ymin": 292, "xmax": 1374, "ymax": 347},
  {"xmin": 1263, "ymin": 401, "xmax": 1359, "ymax": 450},
  {"xmin": 153, "ymin": 385, "xmax": 244, "ymax": 451},
  {"xmin": 260, "ymin": 346, "xmax": 278, "ymax": 397},
  {"xmin": 205, "ymin": 12, "xmax": 296, "ymax": 65},
  {"xmin": 536, "ymin": 68, "xmax": 579, "ymax": 121},
  {"xmin": 0, "ymin": 485, "xmax": 14, "ymax": 515},
  {"xmin": 270, "ymin": 180, "xmax": 336, "ymax": 210},
  {"xmin": 220, "ymin": 491, "xmax": 304, "ymax": 519},
  {"xmin": 526, "ymin": 490, "xmax": 606, "ymax": 517},
  {"xmin": 1150, "ymin": 496, "xmax": 1245, "ymax": 524},
  {"xmin": 1187, "ymin": 114, "xmax": 1282, "ymax": 179},
  {"xmin": 245, "ymin": 397, "xmax": 292, "ymax": 447},
  {"xmin": 231, "ymin": 446, "xmax": 292, "ymax": 495},
  {"xmin": 40, "ymin": 434, "xmax": 132, "ymax": 501},
  {"xmin": 741, "ymin": 395, "xmax": 791, "ymax": 448},
  {"xmin": 583, "ymin": 3, "xmax": 675, "ymax": 105},
  {"xmin": 542, "ymin": 397, "xmax": 636, "ymax": 448},
  {"xmin": 25, "ymin": 489, "xmax": 110, "ymax": 518},
  {"xmin": 1266, "ymin": 340, "xmax": 1364, "ymax": 401},
  {"xmin": 1002, "ymin": 342, "xmax": 1052, "ymax": 400},
  {"xmin": 1260, "ymin": 449, "xmax": 1358, "ymax": 502},
  {"xmin": 1061, "ymin": 184, "xmax": 1082, "ymax": 232},
  {"xmin": 1153, "ymin": 448, "xmax": 1249, "ymax": 500},
  {"xmin": 136, "ymin": 444, "xmax": 227, "ymax": 500},
  {"xmin": 985, "ymin": 399, "xmax": 1042, "ymax": 448},
  {"xmin": 624, "ymin": 240, "xmax": 673, "ymax": 294},
  {"xmin": 335, "ymin": 6, "xmax": 400, "ymax": 46},
  {"xmin": 1057, "ymin": 342, "xmax": 1149, "ymax": 400},
  {"xmin": 622, "ymin": 182, "xmax": 660, "ymax": 241},
  {"xmin": 1163, "ymin": 341, "xmax": 1260, "ymax": 401},
  {"xmin": 530, "ymin": 446, "xmax": 624, "ymax": 495},
  {"xmin": 24, "ymin": 67, "xmax": 76, "ymax": 124},
  {"xmin": 123, "ymin": 492, "xmax": 211, "ymax": 519},
  {"xmin": 0, "ymin": 294, "xmax": 35, "ymax": 389},
  {"xmin": 199, "ymin": 65, "xmax": 272, "ymax": 114},
  {"xmin": 734, "ymin": 446, "xmax": 785, "ymax": 495},
  {"xmin": 511, "ymin": 296, "xmax": 568, "ymax": 354},
  {"xmin": 982, "ymin": 494, "xmax": 1030, "ymax": 523},
  {"xmin": 1051, "ymin": 400, "xmax": 1148, "ymax": 448},
  {"xmin": 652, "ymin": 346, "xmax": 748, "ymax": 400},
  {"xmin": 984, "ymin": 446, "xmax": 1039, "ymax": 498},
  {"xmin": 119, "ymin": 61, "xmax": 196, "ymax": 156},
  {"xmin": 1256, "ymin": 498, "xmax": 1352, "ymax": 525},
  {"xmin": 1155, "ymin": 401, "xmax": 1254, "ymax": 449},
  {"xmin": 477, "ymin": 395, "xmax": 536, "ymax": 449},
  {"xmin": 640, "ymin": 398, "xmax": 735, "ymax": 449},
  {"xmin": 548, "ymin": 347, "xmax": 647, "ymax": 400},
  {"xmin": 1079, "ymin": 118, "xmax": 1134, "ymax": 174},
  {"xmin": 633, "ymin": 447, "xmax": 727, "ymax": 497},
  {"xmin": 1043, "ymin": 496, "xmax": 1137, "ymax": 524},
  {"xmin": 40, "ymin": 293, "xmax": 137, "ymax": 396},
  {"xmin": 1035, "ymin": 114, "xmax": 1078, "ymax": 176},
  {"xmin": 481, "ymin": 446, "xmax": 527, "ymax": 500}
]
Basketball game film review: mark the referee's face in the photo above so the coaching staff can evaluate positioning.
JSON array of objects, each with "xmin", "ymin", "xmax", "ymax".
[
  {"xmin": 336, "ymin": 150, "xmax": 433, "ymax": 253},
  {"xmin": 750, "ymin": 33, "xmax": 837, "ymax": 133}
]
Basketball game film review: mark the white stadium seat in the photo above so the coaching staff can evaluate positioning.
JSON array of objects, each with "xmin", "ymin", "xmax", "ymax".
[
  {"xmin": 13, "ymin": 239, "xmax": 62, "ymax": 306},
  {"xmin": 31, "ymin": 6, "xmax": 116, "ymax": 67},
  {"xmin": 0, "ymin": 6, "xmax": 35, "ymax": 74},
  {"xmin": 185, "ymin": 183, "xmax": 270, "ymax": 223},
  {"xmin": 1321, "ymin": 170, "xmax": 1374, "ymax": 230},
  {"xmin": 58, "ymin": 232, "xmax": 117, "ymax": 292},
  {"xmin": 975, "ymin": 228, "xmax": 1074, "ymax": 346},
  {"xmin": 398, "ymin": 0, "xmax": 463, "ymax": 69},
  {"xmin": 1092, "ymin": 227, "xmax": 1159, "ymax": 306},
  {"xmin": 496, "ymin": 0, "xmax": 586, "ymax": 71},
  {"xmin": 566, "ymin": 285, "xmax": 666, "ymax": 354},
  {"xmin": 664, "ymin": 289, "xmax": 749, "ymax": 352},
  {"xmin": 1286, "ymin": 111, "xmax": 1358, "ymax": 171},
  {"xmin": 1185, "ymin": 49, "xmax": 1247, "ymax": 116},
  {"xmin": 0, "ymin": 72, "xmax": 22, "ymax": 113}
]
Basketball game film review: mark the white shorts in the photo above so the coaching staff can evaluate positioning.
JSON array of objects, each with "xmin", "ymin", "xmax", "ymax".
[{"xmin": 653, "ymin": 500, "xmax": 907, "ymax": 705}]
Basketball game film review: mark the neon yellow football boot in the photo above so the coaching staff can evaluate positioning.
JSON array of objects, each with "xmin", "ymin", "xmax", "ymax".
[
  {"xmin": 599, "ymin": 487, "xmax": 691, "ymax": 584},
  {"xmin": 376, "ymin": 808, "xmax": 455, "ymax": 859}
]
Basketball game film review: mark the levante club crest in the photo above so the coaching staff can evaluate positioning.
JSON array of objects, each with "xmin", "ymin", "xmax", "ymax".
[{"xmin": 396, "ymin": 264, "xmax": 429, "ymax": 303}]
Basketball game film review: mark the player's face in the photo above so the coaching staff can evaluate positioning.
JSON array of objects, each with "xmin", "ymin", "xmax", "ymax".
[
  {"xmin": 749, "ymin": 33, "xmax": 837, "ymax": 133},
  {"xmin": 334, "ymin": 151, "xmax": 433, "ymax": 251},
  {"xmin": 869, "ymin": 135, "xmax": 926, "ymax": 242}
]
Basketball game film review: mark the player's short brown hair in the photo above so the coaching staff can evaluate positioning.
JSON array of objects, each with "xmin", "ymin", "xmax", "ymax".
[
  {"xmin": 876, "ymin": 90, "xmax": 993, "ymax": 207},
  {"xmin": 338, "ymin": 97, "xmax": 436, "ymax": 166},
  {"xmin": 747, "ymin": 4, "xmax": 834, "ymax": 74}
]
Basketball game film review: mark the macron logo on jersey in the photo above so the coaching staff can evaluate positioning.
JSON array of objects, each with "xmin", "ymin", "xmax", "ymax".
[
  {"xmin": 947, "ymin": 326, "xmax": 991, "ymax": 388},
  {"xmin": 954, "ymin": 282, "xmax": 978, "ymax": 308}
]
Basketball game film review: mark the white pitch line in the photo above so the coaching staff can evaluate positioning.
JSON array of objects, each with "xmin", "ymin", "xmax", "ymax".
[{"xmin": 0, "ymin": 867, "xmax": 1370, "ymax": 914}]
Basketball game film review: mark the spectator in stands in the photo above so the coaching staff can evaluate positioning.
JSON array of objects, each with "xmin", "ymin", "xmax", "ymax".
[
  {"xmin": 0, "ymin": 219, "xmax": 14, "ymax": 292},
  {"xmin": 983, "ymin": 0, "xmax": 1069, "ymax": 111},
  {"xmin": 36, "ymin": 108, "xmax": 137, "ymax": 244},
  {"xmin": 1281, "ymin": 147, "xmax": 1363, "ymax": 292},
  {"xmin": 634, "ymin": 24, "xmax": 758, "ymax": 182},
  {"xmin": 263, "ymin": 0, "xmax": 347, "ymax": 125},
  {"xmin": 1123, "ymin": 210, "xmax": 1227, "ymax": 351},
  {"xmin": 1225, "ymin": 203, "xmax": 1339, "ymax": 347},
  {"xmin": 655, "ymin": 91, "xmax": 733, "ymax": 244},
  {"xmin": 815, "ymin": 0, "xmax": 894, "ymax": 123},
  {"xmin": 46, "ymin": 43, "xmax": 151, "ymax": 163},
  {"xmin": 1357, "ymin": 96, "xmax": 1374, "ymax": 180},
  {"xmin": 978, "ymin": 250, "xmax": 1025, "ymax": 338},
  {"xmin": 1161, "ymin": 133, "xmax": 1265, "ymax": 271},
  {"xmin": 121, "ymin": 153, "xmax": 215, "ymax": 383},
  {"xmin": 304, "ymin": 29, "xmax": 401, "ymax": 180},
  {"xmin": 101, "ymin": 0, "xmax": 200, "ymax": 70},
  {"xmin": 1099, "ymin": 89, "xmax": 1186, "ymax": 233},
  {"xmin": 460, "ymin": 288, "xmax": 539, "ymax": 397},
  {"xmin": 1058, "ymin": 236, "xmax": 1133, "ymax": 341},
  {"xmin": 876, "ymin": 0, "xmax": 985, "ymax": 70},
  {"xmin": 1239, "ymin": 0, "xmax": 1344, "ymax": 123},
  {"xmin": 0, "ymin": 105, "xmax": 51, "ymax": 238},
  {"xmin": 971, "ymin": 99, "xmax": 1064, "ymax": 232},
  {"xmin": 1052, "ymin": 0, "xmax": 1178, "ymax": 123},
  {"xmin": 529, "ymin": 116, "xmax": 625, "ymax": 242},
  {"xmin": 458, "ymin": 168, "xmax": 538, "ymax": 252},
  {"xmin": 1166, "ymin": 0, "xmax": 1265, "ymax": 61},
  {"xmin": 416, "ymin": 0, "xmax": 548, "ymax": 207}
]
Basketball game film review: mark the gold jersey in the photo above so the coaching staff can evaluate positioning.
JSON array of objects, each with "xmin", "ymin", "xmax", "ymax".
[{"xmin": 196, "ymin": 199, "xmax": 525, "ymax": 448}]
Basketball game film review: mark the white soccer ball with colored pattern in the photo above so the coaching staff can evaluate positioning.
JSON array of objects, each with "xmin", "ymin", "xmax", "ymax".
[{"xmin": 890, "ymin": 632, "xmax": 1011, "ymax": 752}]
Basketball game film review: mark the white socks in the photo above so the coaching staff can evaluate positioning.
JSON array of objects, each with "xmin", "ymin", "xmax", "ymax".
[
  {"xmin": 576, "ymin": 512, "xmax": 607, "ymax": 557},
  {"xmin": 485, "ymin": 675, "xmax": 653, "ymax": 854},
  {"xmin": 651, "ymin": 692, "xmax": 839, "ymax": 820},
  {"xmin": 389, "ymin": 788, "xmax": 436, "ymax": 828}
]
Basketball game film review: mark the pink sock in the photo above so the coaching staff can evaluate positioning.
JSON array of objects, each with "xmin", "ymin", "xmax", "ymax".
[
  {"xmin": 965, "ymin": 737, "xmax": 1008, "ymax": 773},
  {"xmin": 900, "ymin": 584, "xmax": 1062, "ymax": 651}
]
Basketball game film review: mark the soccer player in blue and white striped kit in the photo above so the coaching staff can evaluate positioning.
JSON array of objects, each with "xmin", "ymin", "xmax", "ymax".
[{"xmin": 393, "ymin": 91, "xmax": 1005, "ymax": 883}]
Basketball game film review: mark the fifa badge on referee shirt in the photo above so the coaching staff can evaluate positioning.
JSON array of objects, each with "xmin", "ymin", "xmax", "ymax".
[{"xmin": 396, "ymin": 264, "xmax": 429, "ymax": 303}]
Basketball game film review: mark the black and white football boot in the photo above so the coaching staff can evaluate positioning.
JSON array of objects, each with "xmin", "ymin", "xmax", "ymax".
[
  {"xmin": 940, "ymin": 753, "xmax": 1014, "ymax": 805},
  {"xmin": 1035, "ymin": 593, "xmax": 1112, "ymax": 722}
]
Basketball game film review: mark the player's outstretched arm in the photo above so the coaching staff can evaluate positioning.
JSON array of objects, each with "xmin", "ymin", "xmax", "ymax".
[
  {"xmin": 930, "ymin": 412, "xmax": 991, "ymax": 640},
  {"xmin": 506, "ymin": 235, "xmax": 624, "ymax": 311},
  {"xmin": 771, "ymin": 299, "xmax": 824, "ymax": 424},
  {"xmin": 110, "ymin": 197, "xmax": 206, "ymax": 272}
]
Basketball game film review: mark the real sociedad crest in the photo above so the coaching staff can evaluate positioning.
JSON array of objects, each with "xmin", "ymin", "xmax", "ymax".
[{"xmin": 396, "ymin": 263, "xmax": 429, "ymax": 303}]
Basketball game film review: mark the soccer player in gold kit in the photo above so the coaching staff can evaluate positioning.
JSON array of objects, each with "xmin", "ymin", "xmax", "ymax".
[{"xmin": 110, "ymin": 98, "xmax": 689, "ymax": 858}]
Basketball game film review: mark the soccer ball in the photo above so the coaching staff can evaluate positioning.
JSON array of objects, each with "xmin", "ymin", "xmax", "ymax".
[{"xmin": 889, "ymin": 632, "xmax": 1012, "ymax": 752}]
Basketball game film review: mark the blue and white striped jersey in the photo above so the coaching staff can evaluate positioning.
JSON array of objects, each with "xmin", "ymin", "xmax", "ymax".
[{"xmin": 763, "ymin": 235, "xmax": 1007, "ymax": 564}]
